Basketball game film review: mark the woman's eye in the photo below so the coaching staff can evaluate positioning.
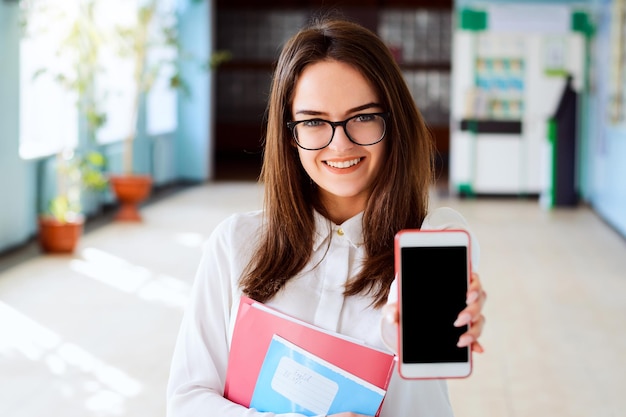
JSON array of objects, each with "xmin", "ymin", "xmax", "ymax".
[
  {"xmin": 302, "ymin": 120, "xmax": 324, "ymax": 128},
  {"xmin": 354, "ymin": 114, "xmax": 375, "ymax": 123}
]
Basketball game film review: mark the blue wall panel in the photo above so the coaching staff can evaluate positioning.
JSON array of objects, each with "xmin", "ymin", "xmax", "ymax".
[{"xmin": 0, "ymin": 3, "xmax": 38, "ymax": 251}]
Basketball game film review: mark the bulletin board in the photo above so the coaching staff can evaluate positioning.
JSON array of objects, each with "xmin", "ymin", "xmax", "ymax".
[
  {"xmin": 474, "ymin": 56, "xmax": 525, "ymax": 119},
  {"xmin": 472, "ymin": 34, "xmax": 526, "ymax": 120}
]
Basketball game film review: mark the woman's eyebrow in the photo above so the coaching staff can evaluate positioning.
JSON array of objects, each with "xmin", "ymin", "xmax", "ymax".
[
  {"xmin": 293, "ymin": 109, "xmax": 325, "ymax": 117},
  {"xmin": 349, "ymin": 102, "xmax": 383, "ymax": 113},
  {"xmin": 293, "ymin": 102, "xmax": 383, "ymax": 117}
]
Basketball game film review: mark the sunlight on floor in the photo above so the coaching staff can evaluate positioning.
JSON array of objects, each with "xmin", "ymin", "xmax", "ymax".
[
  {"xmin": 0, "ymin": 301, "xmax": 142, "ymax": 415},
  {"xmin": 71, "ymin": 247, "xmax": 191, "ymax": 309}
]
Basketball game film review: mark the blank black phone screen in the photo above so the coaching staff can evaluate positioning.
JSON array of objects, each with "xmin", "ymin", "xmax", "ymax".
[{"xmin": 400, "ymin": 246, "xmax": 469, "ymax": 363}]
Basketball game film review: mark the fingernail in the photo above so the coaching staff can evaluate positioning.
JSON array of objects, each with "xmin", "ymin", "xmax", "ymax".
[
  {"xmin": 457, "ymin": 334, "xmax": 474, "ymax": 348},
  {"xmin": 454, "ymin": 313, "xmax": 471, "ymax": 327},
  {"xmin": 466, "ymin": 291, "xmax": 479, "ymax": 304}
]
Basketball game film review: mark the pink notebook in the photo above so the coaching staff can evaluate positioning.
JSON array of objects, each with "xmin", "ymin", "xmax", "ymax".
[{"xmin": 224, "ymin": 296, "xmax": 396, "ymax": 416}]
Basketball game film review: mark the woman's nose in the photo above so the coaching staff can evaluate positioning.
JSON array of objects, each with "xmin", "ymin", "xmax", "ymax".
[{"xmin": 328, "ymin": 125, "xmax": 354, "ymax": 151}]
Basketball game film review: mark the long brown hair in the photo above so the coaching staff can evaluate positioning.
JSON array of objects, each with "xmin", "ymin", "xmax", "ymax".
[{"xmin": 239, "ymin": 17, "xmax": 435, "ymax": 308}]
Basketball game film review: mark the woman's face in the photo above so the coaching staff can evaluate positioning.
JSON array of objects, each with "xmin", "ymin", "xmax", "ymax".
[{"xmin": 290, "ymin": 60, "xmax": 387, "ymax": 223}]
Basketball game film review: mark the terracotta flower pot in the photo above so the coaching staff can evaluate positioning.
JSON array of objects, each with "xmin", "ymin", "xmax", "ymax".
[
  {"xmin": 109, "ymin": 174, "xmax": 153, "ymax": 222},
  {"xmin": 38, "ymin": 216, "xmax": 84, "ymax": 254}
]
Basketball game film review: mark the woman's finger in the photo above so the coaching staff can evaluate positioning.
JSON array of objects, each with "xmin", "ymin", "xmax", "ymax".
[{"xmin": 457, "ymin": 314, "xmax": 485, "ymax": 348}]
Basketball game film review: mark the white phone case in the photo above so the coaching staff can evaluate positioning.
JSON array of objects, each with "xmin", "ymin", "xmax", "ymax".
[{"xmin": 394, "ymin": 229, "xmax": 472, "ymax": 379}]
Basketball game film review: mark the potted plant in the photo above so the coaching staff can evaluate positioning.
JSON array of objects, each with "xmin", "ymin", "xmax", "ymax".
[
  {"xmin": 21, "ymin": 0, "xmax": 110, "ymax": 252},
  {"xmin": 105, "ymin": 0, "xmax": 183, "ymax": 221},
  {"xmin": 38, "ymin": 150, "xmax": 108, "ymax": 253},
  {"xmin": 104, "ymin": 2, "xmax": 154, "ymax": 221},
  {"xmin": 107, "ymin": 0, "xmax": 226, "ymax": 221}
]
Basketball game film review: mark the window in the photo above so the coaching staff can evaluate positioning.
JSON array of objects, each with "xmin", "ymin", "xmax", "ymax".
[
  {"xmin": 19, "ymin": 0, "xmax": 80, "ymax": 159},
  {"xmin": 19, "ymin": 0, "xmax": 179, "ymax": 158}
]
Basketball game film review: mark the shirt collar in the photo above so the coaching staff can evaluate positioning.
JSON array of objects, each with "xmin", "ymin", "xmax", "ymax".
[{"xmin": 312, "ymin": 210, "xmax": 365, "ymax": 251}]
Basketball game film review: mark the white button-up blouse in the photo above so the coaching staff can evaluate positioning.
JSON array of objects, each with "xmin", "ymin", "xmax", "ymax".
[{"xmin": 166, "ymin": 207, "xmax": 479, "ymax": 417}]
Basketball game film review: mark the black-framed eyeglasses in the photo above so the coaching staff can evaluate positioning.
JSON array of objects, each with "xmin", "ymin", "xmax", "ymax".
[{"xmin": 286, "ymin": 112, "xmax": 390, "ymax": 151}]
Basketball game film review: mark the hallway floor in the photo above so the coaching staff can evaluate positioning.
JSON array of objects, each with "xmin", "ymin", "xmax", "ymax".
[{"xmin": 1, "ymin": 180, "xmax": 625, "ymax": 417}]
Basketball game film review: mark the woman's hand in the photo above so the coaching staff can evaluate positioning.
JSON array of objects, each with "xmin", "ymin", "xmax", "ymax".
[
  {"xmin": 382, "ymin": 271, "xmax": 487, "ymax": 353},
  {"xmin": 453, "ymin": 272, "xmax": 486, "ymax": 353}
]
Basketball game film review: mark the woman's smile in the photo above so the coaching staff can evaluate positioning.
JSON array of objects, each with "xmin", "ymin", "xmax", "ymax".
[{"xmin": 324, "ymin": 157, "xmax": 363, "ymax": 169}]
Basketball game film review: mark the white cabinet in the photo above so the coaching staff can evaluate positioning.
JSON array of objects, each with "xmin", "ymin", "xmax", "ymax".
[{"xmin": 449, "ymin": 7, "xmax": 585, "ymax": 197}]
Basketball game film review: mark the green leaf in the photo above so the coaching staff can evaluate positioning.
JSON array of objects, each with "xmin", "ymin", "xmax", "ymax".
[
  {"xmin": 85, "ymin": 151, "xmax": 105, "ymax": 167},
  {"xmin": 49, "ymin": 196, "xmax": 80, "ymax": 223}
]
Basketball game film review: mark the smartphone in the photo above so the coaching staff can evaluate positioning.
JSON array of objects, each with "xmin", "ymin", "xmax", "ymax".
[{"xmin": 394, "ymin": 229, "xmax": 472, "ymax": 379}]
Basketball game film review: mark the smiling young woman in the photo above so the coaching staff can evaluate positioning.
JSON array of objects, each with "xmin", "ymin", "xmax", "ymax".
[{"xmin": 167, "ymin": 17, "xmax": 486, "ymax": 417}]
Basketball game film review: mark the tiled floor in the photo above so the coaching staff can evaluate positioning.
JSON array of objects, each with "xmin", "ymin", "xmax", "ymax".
[{"xmin": 1, "ymin": 180, "xmax": 625, "ymax": 417}]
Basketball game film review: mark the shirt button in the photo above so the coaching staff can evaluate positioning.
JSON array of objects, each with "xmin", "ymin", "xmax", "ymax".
[{"xmin": 337, "ymin": 228, "xmax": 344, "ymax": 236}]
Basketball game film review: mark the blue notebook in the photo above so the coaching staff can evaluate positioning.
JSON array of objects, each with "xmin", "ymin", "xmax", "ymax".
[{"xmin": 250, "ymin": 334, "xmax": 387, "ymax": 416}]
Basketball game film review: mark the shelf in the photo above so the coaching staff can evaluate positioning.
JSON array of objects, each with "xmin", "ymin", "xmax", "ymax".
[{"xmin": 459, "ymin": 119, "xmax": 522, "ymax": 135}]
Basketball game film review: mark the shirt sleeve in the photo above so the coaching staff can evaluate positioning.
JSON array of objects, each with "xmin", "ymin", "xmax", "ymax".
[{"xmin": 166, "ymin": 214, "xmax": 322, "ymax": 417}]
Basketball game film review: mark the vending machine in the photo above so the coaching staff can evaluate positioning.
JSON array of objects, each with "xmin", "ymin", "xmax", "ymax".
[{"xmin": 449, "ymin": 4, "xmax": 588, "ymax": 197}]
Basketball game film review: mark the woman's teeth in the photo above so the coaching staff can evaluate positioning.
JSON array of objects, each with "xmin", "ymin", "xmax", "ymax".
[{"xmin": 326, "ymin": 158, "xmax": 361, "ymax": 168}]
